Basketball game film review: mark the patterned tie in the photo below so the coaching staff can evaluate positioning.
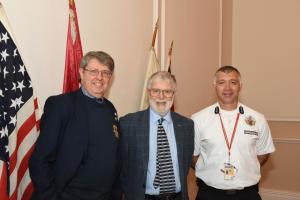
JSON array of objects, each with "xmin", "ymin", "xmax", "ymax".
[{"xmin": 153, "ymin": 118, "xmax": 176, "ymax": 194}]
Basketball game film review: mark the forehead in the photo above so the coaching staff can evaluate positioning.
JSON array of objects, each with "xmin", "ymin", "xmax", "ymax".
[
  {"xmin": 87, "ymin": 58, "xmax": 109, "ymax": 70},
  {"xmin": 216, "ymin": 71, "xmax": 240, "ymax": 81},
  {"xmin": 150, "ymin": 79, "xmax": 173, "ymax": 89}
]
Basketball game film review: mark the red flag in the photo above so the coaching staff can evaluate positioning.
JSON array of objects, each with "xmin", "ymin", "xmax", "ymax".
[
  {"xmin": 63, "ymin": 0, "xmax": 83, "ymax": 93},
  {"xmin": 0, "ymin": 4, "xmax": 40, "ymax": 200}
]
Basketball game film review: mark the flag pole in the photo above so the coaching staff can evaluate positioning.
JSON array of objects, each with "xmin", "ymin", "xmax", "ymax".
[
  {"xmin": 167, "ymin": 41, "xmax": 175, "ymax": 111},
  {"xmin": 151, "ymin": 18, "xmax": 159, "ymax": 47},
  {"xmin": 167, "ymin": 40, "xmax": 174, "ymax": 71}
]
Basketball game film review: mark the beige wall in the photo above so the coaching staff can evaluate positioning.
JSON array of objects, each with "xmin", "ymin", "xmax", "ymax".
[
  {"xmin": 221, "ymin": 0, "xmax": 233, "ymax": 65},
  {"xmin": 224, "ymin": 0, "xmax": 300, "ymax": 120},
  {"xmin": 231, "ymin": 0, "xmax": 300, "ymax": 121},
  {"xmin": 261, "ymin": 138, "xmax": 300, "ymax": 192},
  {"xmin": 260, "ymin": 121, "xmax": 300, "ymax": 192},
  {"xmin": 164, "ymin": 0, "xmax": 221, "ymax": 116}
]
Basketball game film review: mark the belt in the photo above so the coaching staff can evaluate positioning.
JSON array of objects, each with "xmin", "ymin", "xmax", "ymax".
[
  {"xmin": 196, "ymin": 178, "xmax": 259, "ymax": 195},
  {"xmin": 145, "ymin": 192, "xmax": 181, "ymax": 200}
]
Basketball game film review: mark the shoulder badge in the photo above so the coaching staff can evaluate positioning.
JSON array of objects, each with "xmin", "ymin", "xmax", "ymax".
[{"xmin": 113, "ymin": 124, "xmax": 119, "ymax": 139}]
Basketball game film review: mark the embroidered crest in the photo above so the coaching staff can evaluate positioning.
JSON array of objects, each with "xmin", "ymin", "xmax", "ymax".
[
  {"xmin": 245, "ymin": 116, "xmax": 256, "ymax": 126},
  {"xmin": 113, "ymin": 124, "xmax": 119, "ymax": 139}
]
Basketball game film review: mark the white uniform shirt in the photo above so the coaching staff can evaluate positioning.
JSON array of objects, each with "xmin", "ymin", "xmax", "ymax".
[{"xmin": 192, "ymin": 102, "xmax": 275, "ymax": 190}]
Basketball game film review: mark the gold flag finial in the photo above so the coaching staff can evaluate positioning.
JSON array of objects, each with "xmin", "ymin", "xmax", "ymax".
[{"xmin": 168, "ymin": 40, "xmax": 174, "ymax": 56}]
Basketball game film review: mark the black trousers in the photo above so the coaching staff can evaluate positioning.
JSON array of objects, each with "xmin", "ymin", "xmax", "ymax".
[
  {"xmin": 145, "ymin": 192, "xmax": 182, "ymax": 200},
  {"xmin": 195, "ymin": 179, "xmax": 262, "ymax": 200}
]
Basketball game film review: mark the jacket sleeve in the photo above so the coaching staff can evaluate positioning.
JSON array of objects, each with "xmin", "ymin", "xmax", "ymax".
[
  {"xmin": 119, "ymin": 116, "xmax": 129, "ymax": 196},
  {"xmin": 29, "ymin": 96, "xmax": 69, "ymax": 200}
]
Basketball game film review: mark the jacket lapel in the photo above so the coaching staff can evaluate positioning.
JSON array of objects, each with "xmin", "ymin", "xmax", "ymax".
[
  {"xmin": 171, "ymin": 112, "xmax": 184, "ymax": 182},
  {"xmin": 56, "ymin": 90, "xmax": 89, "ymax": 192},
  {"xmin": 140, "ymin": 109, "xmax": 150, "ymax": 172},
  {"xmin": 73, "ymin": 90, "xmax": 89, "ymax": 153}
]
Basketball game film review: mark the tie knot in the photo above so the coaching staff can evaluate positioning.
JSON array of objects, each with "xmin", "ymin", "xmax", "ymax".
[{"xmin": 158, "ymin": 118, "xmax": 164, "ymax": 125}]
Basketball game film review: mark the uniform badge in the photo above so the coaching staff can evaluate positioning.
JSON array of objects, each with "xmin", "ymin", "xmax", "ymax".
[
  {"xmin": 114, "ymin": 112, "xmax": 118, "ymax": 121},
  {"xmin": 245, "ymin": 116, "xmax": 256, "ymax": 126},
  {"xmin": 113, "ymin": 124, "xmax": 119, "ymax": 139}
]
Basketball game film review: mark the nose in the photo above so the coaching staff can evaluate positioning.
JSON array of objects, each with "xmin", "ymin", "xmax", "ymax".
[
  {"xmin": 158, "ymin": 91, "xmax": 164, "ymax": 99},
  {"xmin": 224, "ymin": 82, "xmax": 231, "ymax": 89},
  {"xmin": 95, "ymin": 71, "xmax": 104, "ymax": 79}
]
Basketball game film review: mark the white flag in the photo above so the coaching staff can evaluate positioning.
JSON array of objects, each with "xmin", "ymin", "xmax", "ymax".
[{"xmin": 139, "ymin": 47, "xmax": 160, "ymax": 110}]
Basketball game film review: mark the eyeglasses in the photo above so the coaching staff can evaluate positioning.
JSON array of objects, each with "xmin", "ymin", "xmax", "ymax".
[
  {"xmin": 149, "ymin": 88, "xmax": 175, "ymax": 98},
  {"xmin": 84, "ymin": 68, "xmax": 112, "ymax": 79}
]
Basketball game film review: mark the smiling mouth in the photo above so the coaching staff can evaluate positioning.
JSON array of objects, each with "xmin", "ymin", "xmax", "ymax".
[
  {"xmin": 94, "ymin": 82, "xmax": 103, "ymax": 87},
  {"xmin": 223, "ymin": 93, "xmax": 233, "ymax": 97}
]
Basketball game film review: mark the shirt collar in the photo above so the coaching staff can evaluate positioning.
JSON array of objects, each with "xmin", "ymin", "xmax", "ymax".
[
  {"xmin": 216, "ymin": 102, "xmax": 241, "ymax": 112},
  {"xmin": 81, "ymin": 86, "xmax": 104, "ymax": 103},
  {"xmin": 149, "ymin": 107, "xmax": 171, "ymax": 125}
]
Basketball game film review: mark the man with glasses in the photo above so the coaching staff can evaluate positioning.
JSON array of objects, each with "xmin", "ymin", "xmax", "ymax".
[
  {"xmin": 120, "ymin": 71, "xmax": 194, "ymax": 200},
  {"xmin": 29, "ymin": 51, "xmax": 121, "ymax": 200}
]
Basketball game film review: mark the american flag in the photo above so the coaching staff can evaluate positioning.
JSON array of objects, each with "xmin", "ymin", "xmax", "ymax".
[{"xmin": 0, "ymin": 7, "xmax": 40, "ymax": 200}]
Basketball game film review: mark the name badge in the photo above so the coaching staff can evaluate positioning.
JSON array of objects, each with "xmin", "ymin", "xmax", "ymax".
[
  {"xmin": 222, "ymin": 163, "xmax": 237, "ymax": 180},
  {"xmin": 244, "ymin": 130, "xmax": 258, "ymax": 136}
]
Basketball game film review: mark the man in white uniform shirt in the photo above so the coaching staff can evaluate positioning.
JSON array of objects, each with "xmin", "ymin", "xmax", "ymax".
[{"xmin": 192, "ymin": 66, "xmax": 275, "ymax": 200}]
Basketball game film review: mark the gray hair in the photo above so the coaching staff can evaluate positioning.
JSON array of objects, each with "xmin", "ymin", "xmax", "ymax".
[
  {"xmin": 80, "ymin": 51, "xmax": 114, "ymax": 72},
  {"xmin": 147, "ymin": 71, "xmax": 177, "ymax": 91},
  {"xmin": 213, "ymin": 65, "xmax": 242, "ymax": 85}
]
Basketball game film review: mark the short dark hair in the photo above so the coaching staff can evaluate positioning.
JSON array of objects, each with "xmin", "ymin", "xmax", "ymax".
[
  {"xmin": 80, "ymin": 51, "xmax": 114, "ymax": 72},
  {"xmin": 215, "ymin": 65, "xmax": 241, "ymax": 77}
]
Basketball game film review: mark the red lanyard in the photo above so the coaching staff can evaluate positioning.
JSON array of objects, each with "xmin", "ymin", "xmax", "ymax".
[{"xmin": 218, "ymin": 112, "xmax": 240, "ymax": 161}]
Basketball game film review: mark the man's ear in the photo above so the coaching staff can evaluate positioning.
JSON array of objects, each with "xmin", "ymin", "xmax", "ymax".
[{"xmin": 79, "ymin": 68, "xmax": 84, "ymax": 80}]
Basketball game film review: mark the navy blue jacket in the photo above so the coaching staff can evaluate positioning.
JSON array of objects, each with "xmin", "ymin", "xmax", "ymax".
[{"xmin": 29, "ymin": 90, "xmax": 121, "ymax": 200}]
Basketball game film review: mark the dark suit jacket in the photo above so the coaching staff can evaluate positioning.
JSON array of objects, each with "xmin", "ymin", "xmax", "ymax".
[
  {"xmin": 120, "ymin": 109, "xmax": 194, "ymax": 200},
  {"xmin": 29, "ymin": 90, "xmax": 120, "ymax": 200}
]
